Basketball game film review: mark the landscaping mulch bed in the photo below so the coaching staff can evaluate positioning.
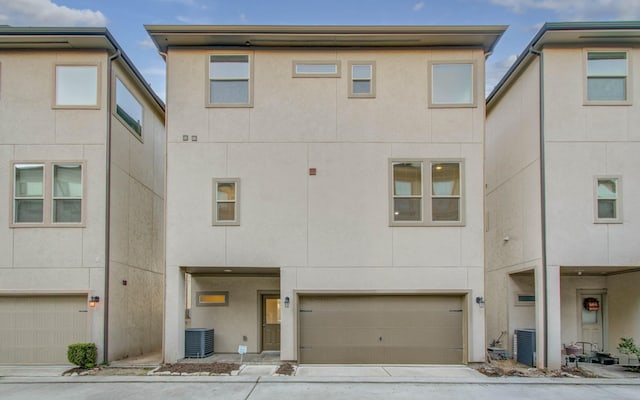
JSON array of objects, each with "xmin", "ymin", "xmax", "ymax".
[
  {"xmin": 275, "ymin": 363, "xmax": 295, "ymax": 376},
  {"xmin": 155, "ymin": 362, "xmax": 240, "ymax": 375},
  {"xmin": 477, "ymin": 359, "xmax": 597, "ymax": 378}
]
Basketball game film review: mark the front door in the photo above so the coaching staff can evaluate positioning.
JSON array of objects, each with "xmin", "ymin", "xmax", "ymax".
[
  {"xmin": 579, "ymin": 291, "xmax": 605, "ymax": 351},
  {"xmin": 262, "ymin": 295, "xmax": 281, "ymax": 351}
]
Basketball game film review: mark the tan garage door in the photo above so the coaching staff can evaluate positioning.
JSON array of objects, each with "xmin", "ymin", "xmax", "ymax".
[
  {"xmin": 0, "ymin": 296, "xmax": 89, "ymax": 364},
  {"xmin": 299, "ymin": 295, "xmax": 464, "ymax": 364}
]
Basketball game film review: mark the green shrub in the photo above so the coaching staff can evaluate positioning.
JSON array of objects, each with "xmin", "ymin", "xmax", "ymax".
[
  {"xmin": 618, "ymin": 337, "xmax": 640, "ymax": 356},
  {"xmin": 67, "ymin": 343, "xmax": 98, "ymax": 368}
]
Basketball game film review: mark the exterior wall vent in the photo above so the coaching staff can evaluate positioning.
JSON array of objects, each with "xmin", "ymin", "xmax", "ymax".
[
  {"xmin": 185, "ymin": 328, "xmax": 214, "ymax": 358},
  {"xmin": 515, "ymin": 328, "xmax": 536, "ymax": 367}
]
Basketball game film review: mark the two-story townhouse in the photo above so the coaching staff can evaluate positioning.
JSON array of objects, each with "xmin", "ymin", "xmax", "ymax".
[
  {"xmin": 486, "ymin": 22, "xmax": 640, "ymax": 369},
  {"xmin": 0, "ymin": 27, "xmax": 165, "ymax": 364},
  {"xmin": 147, "ymin": 25, "xmax": 505, "ymax": 364}
]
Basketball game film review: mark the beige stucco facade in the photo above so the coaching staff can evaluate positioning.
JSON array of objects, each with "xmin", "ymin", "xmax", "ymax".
[
  {"xmin": 0, "ymin": 28, "xmax": 165, "ymax": 364},
  {"xmin": 486, "ymin": 23, "xmax": 640, "ymax": 369},
  {"xmin": 151, "ymin": 25, "xmax": 506, "ymax": 364}
]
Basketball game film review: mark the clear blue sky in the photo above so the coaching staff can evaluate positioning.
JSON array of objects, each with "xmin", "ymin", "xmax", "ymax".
[{"xmin": 1, "ymin": 0, "xmax": 639, "ymax": 100}]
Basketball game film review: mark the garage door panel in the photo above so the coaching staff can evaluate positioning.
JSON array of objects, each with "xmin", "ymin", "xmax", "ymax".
[
  {"xmin": 299, "ymin": 295, "xmax": 464, "ymax": 364},
  {"xmin": 0, "ymin": 296, "xmax": 88, "ymax": 364}
]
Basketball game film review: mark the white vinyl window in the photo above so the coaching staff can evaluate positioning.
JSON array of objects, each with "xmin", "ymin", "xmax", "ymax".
[
  {"xmin": 115, "ymin": 77, "xmax": 143, "ymax": 139},
  {"xmin": 586, "ymin": 51, "xmax": 629, "ymax": 103},
  {"xmin": 12, "ymin": 162, "xmax": 84, "ymax": 226},
  {"xmin": 349, "ymin": 62, "xmax": 375, "ymax": 98},
  {"xmin": 390, "ymin": 159, "xmax": 464, "ymax": 226},
  {"xmin": 292, "ymin": 61, "xmax": 340, "ymax": 77},
  {"xmin": 430, "ymin": 62, "xmax": 475, "ymax": 107},
  {"xmin": 209, "ymin": 55, "xmax": 251, "ymax": 106},
  {"xmin": 213, "ymin": 178, "xmax": 240, "ymax": 226},
  {"xmin": 55, "ymin": 65, "xmax": 99, "ymax": 107},
  {"xmin": 595, "ymin": 176, "xmax": 622, "ymax": 223}
]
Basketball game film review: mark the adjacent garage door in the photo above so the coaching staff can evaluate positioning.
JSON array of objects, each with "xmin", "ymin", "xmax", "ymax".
[
  {"xmin": 299, "ymin": 295, "xmax": 464, "ymax": 364},
  {"xmin": 0, "ymin": 296, "xmax": 89, "ymax": 364}
]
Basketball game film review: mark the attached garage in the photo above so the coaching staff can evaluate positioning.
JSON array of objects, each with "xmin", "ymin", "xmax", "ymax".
[
  {"xmin": 0, "ymin": 295, "xmax": 89, "ymax": 364},
  {"xmin": 299, "ymin": 294, "xmax": 465, "ymax": 364}
]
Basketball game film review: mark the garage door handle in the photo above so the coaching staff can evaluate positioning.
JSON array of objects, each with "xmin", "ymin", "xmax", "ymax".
[
  {"xmin": 79, "ymin": 310, "xmax": 88, "ymax": 313},
  {"xmin": 379, "ymin": 336, "xmax": 383, "ymax": 342}
]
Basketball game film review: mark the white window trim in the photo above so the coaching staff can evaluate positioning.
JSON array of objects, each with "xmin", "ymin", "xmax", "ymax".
[
  {"xmin": 428, "ymin": 61, "xmax": 477, "ymax": 108},
  {"xmin": 583, "ymin": 49, "xmax": 632, "ymax": 106},
  {"xmin": 10, "ymin": 161, "xmax": 86, "ymax": 228},
  {"xmin": 292, "ymin": 61, "xmax": 341, "ymax": 78},
  {"xmin": 53, "ymin": 63, "xmax": 101, "ymax": 109},
  {"xmin": 594, "ymin": 175, "xmax": 622, "ymax": 224},
  {"xmin": 113, "ymin": 75, "xmax": 144, "ymax": 142},
  {"xmin": 212, "ymin": 178, "xmax": 240, "ymax": 226},
  {"xmin": 348, "ymin": 61, "xmax": 376, "ymax": 98},
  {"xmin": 206, "ymin": 53, "xmax": 254, "ymax": 108},
  {"xmin": 389, "ymin": 158, "xmax": 465, "ymax": 227}
]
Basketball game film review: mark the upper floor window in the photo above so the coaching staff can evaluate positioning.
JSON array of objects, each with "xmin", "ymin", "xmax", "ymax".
[
  {"xmin": 292, "ymin": 61, "xmax": 340, "ymax": 77},
  {"xmin": 586, "ymin": 51, "xmax": 629, "ymax": 104},
  {"xmin": 12, "ymin": 162, "xmax": 84, "ymax": 226},
  {"xmin": 55, "ymin": 65, "xmax": 99, "ymax": 108},
  {"xmin": 213, "ymin": 178, "xmax": 240, "ymax": 226},
  {"xmin": 209, "ymin": 55, "xmax": 251, "ymax": 106},
  {"xmin": 595, "ymin": 176, "xmax": 622, "ymax": 223},
  {"xmin": 348, "ymin": 62, "xmax": 375, "ymax": 98},
  {"xmin": 390, "ymin": 159, "xmax": 464, "ymax": 226},
  {"xmin": 429, "ymin": 62, "xmax": 476, "ymax": 107},
  {"xmin": 115, "ymin": 77, "xmax": 143, "ymax": 139}
]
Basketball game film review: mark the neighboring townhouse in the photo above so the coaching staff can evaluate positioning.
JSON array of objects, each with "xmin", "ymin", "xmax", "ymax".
[
  {"xmin": 0, "ymin": 27, "xmax": 165, "ymax": 364},
  {"xmin": 146, "ymin": 25, "xmax": 506, "ymax": 364},
  {"xmin": 485, "ymin": 22, "xmax": 640, "ymax": 369}
]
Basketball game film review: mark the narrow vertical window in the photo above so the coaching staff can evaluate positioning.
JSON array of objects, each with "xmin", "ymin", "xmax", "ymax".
[
  {"xmin": 213, "ymin": 179, "xmax": 240, "ymax": 225},
  {"xmin": 431, "ymin": 162, "xmax": 461, "ymax": 222},
  {"xmin": 53, "ymin": 164, "xmax": 82, "ymax": 223},
  {"xmin": 392, "ymin": 162, "xmax": 423, "ymax": 222},
  {"xmin": 14, "ymin": 164, "xmax": 44, "ymax": 223},
  {"xmin": 595, "ymin": 177, "xmax": 621, "ymax": 222},
  {"xmin": 430, "ymin": 62, "xmax": 475, "ymax": 107},
  {"xmin": 55, "ymin": 65, "xmax": 99, "ymax": 107},
  {"xmin": 349, "ymin": 62, "xmax": 375, "ymax": 98},
  {"xmin": 115, "ymin": 77, "xmax": 143, "ymax": 138},
  {"xmin": 586, "ymin": 51, "xmax": 628, "ymax": 102},
  {"xmin": 209, "ymin": 55, "xmax": 250, "ymax": 105}
]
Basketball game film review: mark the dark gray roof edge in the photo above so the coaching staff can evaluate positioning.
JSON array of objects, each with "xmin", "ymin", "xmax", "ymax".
[
  {"xmin": 0, "ymin": 26, "xmax": 165, "ymax": 112},
  {"xmin": 486, "ymin": 21, "xmax": 640, "ymax": 107}
]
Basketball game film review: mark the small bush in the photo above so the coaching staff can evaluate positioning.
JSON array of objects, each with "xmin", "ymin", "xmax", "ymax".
[
  {"xmin": 67, "ymin": 343, "xmax": 98, "ymax": 368},
  {"xmin": 618, "ymin": 337, "xmax": 640, "ymax": 356}
]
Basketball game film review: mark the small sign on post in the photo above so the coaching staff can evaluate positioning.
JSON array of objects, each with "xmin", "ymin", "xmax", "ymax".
[{"xmin": 238, "ymin": 344, "xmax": 248, "ymax": 364}]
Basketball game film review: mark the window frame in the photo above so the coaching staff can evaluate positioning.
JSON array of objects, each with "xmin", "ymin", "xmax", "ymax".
[
  {"xmin": 114, "ymin": 75, "xmax": 144, "ymax": 141},
  {"xmin": 292, "ymin": 61, "xmax": 341, "ymax": 78},
  {"xmin": 594, "ymin": 175, "xmax": 622, "ymax": 224},
  {"xmin": 428, "ymin": 61, "xmax": 477, "ymax": 108},
  {"xmin": 212, "ymin": 178, "xmax": 240, "ymax": 226},
  {"xmin": 389, "ymin": 158, "xmax": 465, "ymax": 227},
  {"xmin": 584, "ymin": 49, "xmax": 631, "ymax": 106},
  {"xmin": 196, "ymin": 291, "xmax": 229, "ymax": 307},
  {"xmin": 10, "ymin": 161, "xmax": 86, "ymax": 228},
  {"xmin": 53, "ymin": 63, "xmax": 101, "ymax": 109},
  {"xmin": 207, "ymin": 54, "xmax": 253, "ymax": 108},
  {"xmin": 348, "ymin": 61, "xmax": 376, "ymax": 98}
]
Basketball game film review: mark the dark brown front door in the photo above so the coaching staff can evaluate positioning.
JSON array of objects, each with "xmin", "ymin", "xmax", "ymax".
[{"xmin": 262, "ymin": 295, "xmax": 281, "ymax": 351}]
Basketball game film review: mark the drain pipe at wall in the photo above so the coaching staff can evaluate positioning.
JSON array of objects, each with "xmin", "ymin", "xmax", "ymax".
[
  {"xmin": 529, "ymin": 47, "xmax": 549, "ymax": 368},
  {"xmin": 103, "ymin": 48, "xmax": 121, "ymax": 363}
]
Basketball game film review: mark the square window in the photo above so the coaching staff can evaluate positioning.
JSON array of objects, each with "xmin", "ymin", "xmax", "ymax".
[
  {"xmin": 55, "ymin": 65, "xmax": 99, "ymax": 107},
  {"xmin": 213, "ymin": 178, "xmax": 240, "ymax": 225},
  {"xmin": 430, "ymin": 62, "xmax": 475, "ymax": 107},
  {"xmin": 209, "ymin": 55, "xmax": 251, "ymax": 106},
  {"xmin": 595, "ymin": 176, "xmax": 622, "ymax": 223},
  {"xmin": 115, "ymin": 77, "xmax": 143, "ymax": 138},
  {"xmin": 349, "ymin": 62, "xmax": 375, "ymax": 98},
  {"xmin": 390, "ymin": 159, "xmax": 464, "ymax": 226},
  {"xmin": 586, "ymin": 51, "xmax": 628, "ymax": 103}
]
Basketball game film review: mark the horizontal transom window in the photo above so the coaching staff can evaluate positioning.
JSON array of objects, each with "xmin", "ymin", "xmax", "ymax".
[{"xmin": 293, "ymin": 61, "xmax": 340, "ymax": 77}]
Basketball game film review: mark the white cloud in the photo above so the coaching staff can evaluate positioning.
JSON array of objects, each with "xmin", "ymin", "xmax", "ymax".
[
  {"xmin": 239, "ymin": 13, "xmax": 247, "ymax": 23},
  {"xmin": 490, "ymin": 0, "xmax": 640, "ymax": 20},
  {"xmin": 486, "ymin": 54, "xmax": 518, "ymax": 96},
  {"xmin": 413, "ymin": 2, "xmax": 425, "ymax": 11},
  {"xmin": 0, "ymin": 0, "xmax": 107, "ymax": 26},
  {"xmin": 137, "ymin": 38, "xmax": 156, "ymax": 49}
]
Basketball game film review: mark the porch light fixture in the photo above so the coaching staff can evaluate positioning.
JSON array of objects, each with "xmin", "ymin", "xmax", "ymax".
[
  {"xmin": 89, "ymin": 296, "xmax": 100, "ymax": 307},
  {"xmin": 284, "ymin": 296, "xmax": 290, "ymax": 308}
]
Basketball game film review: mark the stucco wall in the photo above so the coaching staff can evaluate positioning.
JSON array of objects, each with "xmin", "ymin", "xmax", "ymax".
[{"xmin": 607, "ymin": 271, "xmax": 640, "ymax": 352}]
